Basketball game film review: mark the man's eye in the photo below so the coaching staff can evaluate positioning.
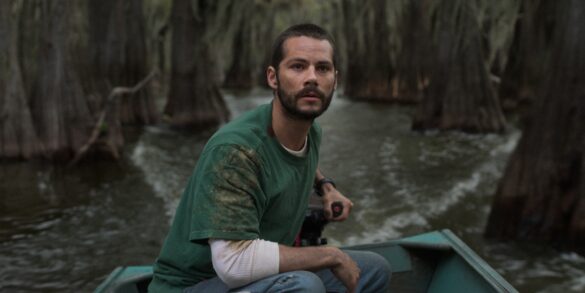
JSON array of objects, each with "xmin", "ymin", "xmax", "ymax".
[
  {"xmin": 317, "ymin": 66, "xmax": 331, "ymax": 73},
  {"xmin": 291, "ymin": 64, "xmax": 305, "ymax": 70}
]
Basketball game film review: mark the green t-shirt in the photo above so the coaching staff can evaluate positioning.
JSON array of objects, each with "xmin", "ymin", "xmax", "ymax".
[{"xmin": 149, "ymin": 103, "xmax": 321, "ymax": 292}]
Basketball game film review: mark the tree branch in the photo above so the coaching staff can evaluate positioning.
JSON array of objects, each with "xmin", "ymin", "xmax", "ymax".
[{"xmin": 68, "ymin": 69, "xmax": 159, "ymax": 167}]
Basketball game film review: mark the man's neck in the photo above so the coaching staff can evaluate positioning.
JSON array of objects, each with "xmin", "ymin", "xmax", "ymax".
[{"xmin": 271, "ymin": 99, "xmax": 312, "ymax": 151}]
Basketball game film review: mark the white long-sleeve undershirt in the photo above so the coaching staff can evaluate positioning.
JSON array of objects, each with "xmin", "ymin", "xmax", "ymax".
[
  {"xmin": 209, "ymin": 136, "xmax": 308, "ymax": 288},
  {"xmin": 209, "ymin": 239, "xmax": 280, "ymax": 289}
]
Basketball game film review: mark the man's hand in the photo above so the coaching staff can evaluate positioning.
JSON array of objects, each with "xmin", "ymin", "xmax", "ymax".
[
  {"xmin": 330, "ymin": 247, "xmax": 361, "ymax": 293},
  {"xmin": 321, "ymin": 184, "xmax": 353, "ymax": 221},
  {"xmin": 279, "ymin": 245, "xmax": 360, "ymax": 293}
]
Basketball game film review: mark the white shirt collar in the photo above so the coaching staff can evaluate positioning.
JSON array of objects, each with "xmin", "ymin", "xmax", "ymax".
[{"xmin": 281, "ymin": 136, "xmax": 308, "ymax": 157}]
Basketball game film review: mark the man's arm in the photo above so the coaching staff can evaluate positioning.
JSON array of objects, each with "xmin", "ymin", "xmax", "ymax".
[
  {"xmin": 315, "ymin": 168, "xmax": 354, "ymax": 221},
  {"xmin": 210, "ymin": 239, "xmax": 279, "ymax": 288},
  {"xmin": 210, "ymin": 238, "xmax": 360, "ymax": 292},
  {"xmin": 279, "ymin": 244, "xmax": 360, "ymax": 292}
]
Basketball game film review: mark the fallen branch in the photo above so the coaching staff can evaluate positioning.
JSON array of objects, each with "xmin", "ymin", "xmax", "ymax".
[{"xmin": 68, "ymin": 69, "xmax": 159, "ymax": 167}]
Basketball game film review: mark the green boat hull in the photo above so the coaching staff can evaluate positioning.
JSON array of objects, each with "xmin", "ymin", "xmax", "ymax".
[{"xmin": 95, "ymin": 229, "xmax": 517, "ymax": 293}]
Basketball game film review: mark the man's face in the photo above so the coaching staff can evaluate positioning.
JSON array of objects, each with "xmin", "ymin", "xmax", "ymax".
[{"xmin": 268, "ymin": 36, "xmax": 337, "ymax": 120}]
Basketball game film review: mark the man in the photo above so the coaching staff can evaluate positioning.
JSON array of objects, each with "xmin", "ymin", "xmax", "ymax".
[{"xmin": 149, "ymin": 23, "xmax": 391, "ymax": 293}]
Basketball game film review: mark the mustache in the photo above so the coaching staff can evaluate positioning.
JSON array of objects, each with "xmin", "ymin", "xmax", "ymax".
[{"xmin": 294, "ymin": 86, "xmax": 326, "ymax": 100}]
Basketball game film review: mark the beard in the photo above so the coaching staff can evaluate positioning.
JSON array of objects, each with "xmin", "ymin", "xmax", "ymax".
[{"xmin": 276, "ymin": 79, "xmax": 334, "ymax": 121}]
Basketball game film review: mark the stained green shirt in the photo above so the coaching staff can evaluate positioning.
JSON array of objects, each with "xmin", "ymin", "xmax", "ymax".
[{"xmin": 149, "ymin": 103, "xmax": 321, "ymax": 292}]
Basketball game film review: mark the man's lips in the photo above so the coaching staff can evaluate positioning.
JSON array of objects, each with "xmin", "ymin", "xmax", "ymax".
[
  {"xmin": 301, "ymin": 92, "xmax": 319, "ymax": 99},
  {"xmin": 299, "ymin": 96, "xmax": 321, "ymax": 102}
]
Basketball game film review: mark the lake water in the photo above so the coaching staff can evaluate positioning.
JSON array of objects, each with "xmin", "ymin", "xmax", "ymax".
[{"xmin": 1, "ymin": 89, "xmax": 584, "ymax": 292}]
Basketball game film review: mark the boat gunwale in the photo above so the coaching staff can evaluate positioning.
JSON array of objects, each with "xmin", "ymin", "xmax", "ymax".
[{"xmin": 94, "ymin": 229, "xmax": 518, "ymax": 293}]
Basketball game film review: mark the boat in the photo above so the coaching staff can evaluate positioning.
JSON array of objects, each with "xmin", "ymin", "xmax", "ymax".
[{"xmin": 95, "ymin": 229, "xmax": 517, "ymax": 292}]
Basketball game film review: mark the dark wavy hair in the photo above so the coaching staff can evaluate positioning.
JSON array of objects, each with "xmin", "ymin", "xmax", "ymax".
[{"xmin": 270, "ymin": 23, "xmax": 338, "ymax": 70}]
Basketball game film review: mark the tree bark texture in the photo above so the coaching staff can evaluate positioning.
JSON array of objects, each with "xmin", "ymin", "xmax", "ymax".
[
  {"xmin": 89, "ymin": 0, "xmax": 158, "ymax": 125},
  {"xmin": 394, "ymin": 0, "xmax": 432, "ymax": 103},
  {"xmin": 498, "ymin": 0, "xmax": 556, "ymax": 111},
  {"xmin": 342, "ymin": 0, "xmax": 395, "ymax": 101},
  {"xmin": 486, "ymin": 0, "xmax": 585, "ymax": 255},
  {"xmin": 412, "ymin": 0, "xmax": 506, "ymax": 133},
  {"xmin": 222, "ymin": 6, "xmax": 256, "ymax": 90},
  {"xmin": 165, "ymin": 0, "xmax": 229, "ymax": 129},
  {"xmin": 255, "ymin": 5, "xmax": 278, "ymax": 89},
  {"xmin": 28, "ymin": 1, "xmax": 96, "ymax": 160},
  {"xmin": 0, "ymin": 0, "xmax": 42, "ymax": 159}
]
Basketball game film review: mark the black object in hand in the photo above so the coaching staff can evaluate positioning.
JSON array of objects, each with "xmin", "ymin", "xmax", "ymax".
[
  {"xmin": 298, "ymin": 195, "xmax": 346, "ymax": 246},
  {"xmin": 331, "ymin": 201, "xmax": 343, "ymax": 218}
]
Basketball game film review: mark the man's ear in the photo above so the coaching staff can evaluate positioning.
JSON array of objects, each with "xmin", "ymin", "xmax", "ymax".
[
  {"xmin": 334, "ymin": 70, "xmax": 339, "ymax": 90},
  {"xmin": 267, "ymin": 66, "xmax": 278, "ymax": 90}
]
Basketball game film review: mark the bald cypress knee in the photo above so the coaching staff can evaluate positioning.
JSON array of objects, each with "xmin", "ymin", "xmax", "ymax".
[{"xmin": 486, "ymin": 0, "xmax": 585, "ymax": 256}]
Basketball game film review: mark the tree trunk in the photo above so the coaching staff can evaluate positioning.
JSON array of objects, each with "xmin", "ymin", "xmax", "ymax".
[
  {"xmin": 255, "ymin": 5, "xmax": 278, "ymax": 89},
  {"xmin": 165, "ymin": 0, "xmax": 229, "ymax": 129},
  {"xmin": 342, "ymin": 0, "xmax": 395, "ymax": 101},
  {"xmin": 394, "ymin": 0, "xmax": 432, "ymax": 103},
  {"xmin": 486, "ymin": 0, "xmax": 585, "ymax": 255},
  {"xmin": 0, "ymin": 0, "xmax": 43, "ymax": 159},
  {"xmin": 498, "ymin": 0, "xmax": 556, "ymax": 111},
  {"xmin": 89, "ymin": 0, "xmax": 158, "ymax": 125},
  {"xmin": 412, "ymin": 0, "xmax": 506, "ymax": 133},
  {"xmin": 222, "ymin": 1, "xmax": 257, "ymax": 90},
  {"xmin": 28, "ymin": 1, "xmax": 97, "ymax": 160},
  {"xmin": 223, "ymin": 18, "xmax": 255, "ymax": 90}
]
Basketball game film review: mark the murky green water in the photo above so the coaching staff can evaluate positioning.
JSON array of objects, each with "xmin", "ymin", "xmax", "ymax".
[{"xmin": 1, "ymin": 89, "xmax": 583, "ymax": 292}]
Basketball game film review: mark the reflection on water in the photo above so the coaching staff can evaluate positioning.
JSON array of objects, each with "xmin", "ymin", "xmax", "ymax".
[
  {"xmin": 0, "ymin": 160, "xmax": 169, "ymax": 292},
  {"xmin": 0, "ymin": 89, "xmax": 583, "ymax": 292}
]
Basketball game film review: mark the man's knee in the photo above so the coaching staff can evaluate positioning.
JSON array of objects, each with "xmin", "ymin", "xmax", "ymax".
[
  {"xmin": 361, "ymin": 251, "xmax": 391, "ymax": 273},
  {"xmin": 271, "ymin": 271, "xmax": 326, "ymax": 292},
  {"xmin": 371, "ymin": 252, "xmax": 392, "ymax": 282},
  {"xmin": 373, "ymin": 251, "xmax": 391, "ymax": 269},
  {"xmin": 346, "ymin": 250, "xmax": 392, "ymax": 291}
]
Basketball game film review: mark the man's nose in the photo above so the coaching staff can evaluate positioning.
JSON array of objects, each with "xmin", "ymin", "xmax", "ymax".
[{"xmin": 304, "ymin": 66, "xmax": 318, "ymax": 87}]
